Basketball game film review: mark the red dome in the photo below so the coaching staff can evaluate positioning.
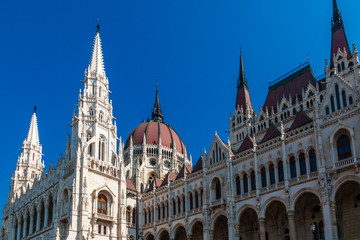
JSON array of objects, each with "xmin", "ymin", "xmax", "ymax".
[{"xmin": 125, "ymin": 121, "xmax": 187, "ymax": 155}]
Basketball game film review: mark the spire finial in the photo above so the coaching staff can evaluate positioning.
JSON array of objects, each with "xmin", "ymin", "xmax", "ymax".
[
  {"xmin": 332, "ymin": 0, "xmax": 342, "ymax": 29},
  {"xmin": 34, "ymin": 106, "xmax": 37, "ymax": 113},
  {"xmin": 237, "ymin": 48, "xmax": 247, "ymax": 88},
  {"xmin": 96, "ymin": 18, "xmax": 100, "ymax": 33},
  {"xmin": 151, "ymin": 78, "xmax": 164, "ymax": 122}
]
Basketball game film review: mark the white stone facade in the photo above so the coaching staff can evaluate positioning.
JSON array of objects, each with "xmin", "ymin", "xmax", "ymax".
[{"xmin": 2, "ymin": 2, "xmax": 360, "ymax": 240}]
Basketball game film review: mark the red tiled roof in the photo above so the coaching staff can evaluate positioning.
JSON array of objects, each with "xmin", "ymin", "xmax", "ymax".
[
  {"xmin": 175, "ymin": 165, "xmax": 192, "ymax": 181},
  {"xmin": 288, "ymin": 111, "xmax": 312, "ymax": 131},
  {"xmin": 260, "ymin": 125, "xmax": 281, "ymax": 144},
  {"xmin": 331, "ymin": 26, "xmax": 351, "ymax": 68},
  {"xmin": 126, "ymin": 178, "xmax": 136, "ymax": 191},
  {"xmin": 155, "ymin": 178, "xmax": 162, "ymax": 187},
  {"xmin": 192, "ymin": 157, "xmax": 203, "ymax": 173},
  {"xmin": 235, "ymin": 86, "xmax": 252, "ymax": 111},
  {"xmin": 237, "ymin": 135, "xmax": 254, "ymax": 153},
  {"xmin": 125, "ymin": 121, "xmax": 186, "ymax": 154},
  {"xmin": 263, "ymin": 65, "xmax": 316, "ymax": 114},
  {"xmin": 160, "ymin": 172, "xmax": 177, "ymax": 187}
]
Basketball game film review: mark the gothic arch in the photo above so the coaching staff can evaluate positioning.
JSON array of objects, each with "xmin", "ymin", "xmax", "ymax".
[
  {"xmin": 171, "ymin": 223, "xmax": 186, "ymax": 237},
  {"xmin": 291, "ymin": 188, "xmax": 321, "ymax": 210},
  {"xmin": 208, "ymin": 174, "xmax": 224, "ymax": 188},
  {"xmin": 329, "ymin": 124, "xmax": 354, "ymax": 145},
  {"xmin": 144, "ymin": 232, "xmax": 155, "ymax": 240},
  {"xmin": 188, "ymin": 218, "xmax": 203, "ymax": 234},
  {"xmin": 261, "ymin": 196, "xmax": 288, "ymax": 216},
  {"xmin": 331, "ymin": 175, "xmax": 360, "ymax": 201},
  {"xmin": 210, "ymin": 210, "xmax": 227, "ymax": 229},
  {"xmin": 236, "ymin": 204, "xmax": 258, "ymax": 222},
  {"xmin": 157, "ymin": 228, "xmax": 170, "ymax": 240}
]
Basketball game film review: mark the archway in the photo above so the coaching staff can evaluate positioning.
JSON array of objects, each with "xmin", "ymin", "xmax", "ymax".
[
  {"xmin": 159, "ymin": 230, "xmax": 170, "ymax": 240},
  {"xmin": 265, "ymin": 201, "xmax": 288, "ymax": 240},
  {"xmin": 295, "ymin": 192, "xmax": 324, "ymax": 240},
  {"xmin": 239, "ymin": 208, "xmax": 258, "ymax": 240},
  {"xmin": 145, "ymin": 233, "xmax": 155, "ymax": 240},
  {"xmin": 335, "ymin": 181, "xmax": 360, "ymax": 240},
  {"xmin": 191, "ymin": 221, "xmax": 203, "ymax": 240},
  {"xmin": 214, "ymin": 215, "xmax": 228, "ymax": 240},
  {"xmin": 175, "ymin": 226, "xmax": 187, "ymax": 240}
]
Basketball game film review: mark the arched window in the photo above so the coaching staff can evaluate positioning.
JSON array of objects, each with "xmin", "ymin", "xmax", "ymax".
[
  {"xmin": 309, "ymin": 149, "xmax": 317, "ymax": 172},
  {"xmin": 299, "ymin": 153, "xmax": 306, "ymax": 175},
  {"xmin": 99, "ymin": 111, "xmax": 104, "ymax": 122},
  {"xmin": 173, "ymin": 199, "xmax": 176, "ymax": 215},
  {"xmin": 99, "ymin": 86, "xmax": 102, "ymax": 97},
  {"xmin": 319, "ymin": 221, "xmax": 325, "ymax": 239},
  {"xmin": 243, "ymin": 173, "xmax": 248, "ymax": 193},
  {"xmin": 177, "ymin": 198, "xmax": 181, "ymax": 214},
  {"xmin": 335, "ymin": 84, "xmax": 341, "ymax": 110},
  {"xmin": 126, "ymin": 207, "xmax": 131, "ymax": 223},
  {"xmin": 290, "ymin": 156, "xmax": 297, "ymax": 178},
  {"xmin": 235, "ymin": 175, "xmax": 241, "ymax": 195},
  {"xmin": 278, "ymin": 161, "xmax": 284, "ymax": 182},
  {"xmin": 144, "ymin": 210, "xmax": 147, "ymax": 224},
  {"xmin": 132, "ymin": 208, "xmax": 136, "ymax": 224},
  {"xmin": 89, "ymin": 108, "xmax": 94, "ymax": 116},
  {"xmin": 261, "ymin": 167, "xmax": 267, "ymax": 187},
  {"xmin": 98, "ymin": 136, "xmax": 105, "ymax": 161},
  {"xmin": 195, "ymin": 191, "xmax": 199, "ymax": 208},
  {"xmin": 215, "ymin": 179, "xmax": 221, "ymax": 200},
  {"xmin": 189, "ymin": 193, "xmax": 193, "ymax": 210},
  {"xmin": 162, "ymin": 203, "xmax": 165, "ymax": 218},
  {"xmin": 250, "ymin": 171, "xmax": 256, "ymax": 191},
  {"xmin": 330, "ymin": 96, "xmax": 335, "ymax": 112},
  {"xmin": 349, "ymin": 96, "xmax": 353, "ymax": 105},
  {"xmin": 269, "ymin": 163, "xmax": 275, "ymax": 185},
  {"xmin": 341, "ymin": 61, "xmax": 345, "ymax": 71},
  {"xmin": 200, "ymin": 189, "xmax": 203, "ymax": 206},
  {"xmin": 98, "ymin": 194, "xmax": 108, "ymax": 215},
  {"xmin": 337, "ymin": 135, "xmax": 352, "ymax": 160},
  {"xmin": 148, "ymin": 209, "xmax": 151, "ymax": 223},
  {"xmin": 326, "ymin": 107, "xmax": 330, "ymax": 115},
  {"xmin": 182, "ymin": 195, "xmax": 185, "ymax": 212},
  {"xmin": 337, "ymin": 64, "xmax": 341, "ymax": 73},
  {"xmin": 157, "ymin": 205, "xmax": 161, "ymax": 220},
  {"xmin": 342, "ymin": 90, "xmax": 347, "ymax": 107}
]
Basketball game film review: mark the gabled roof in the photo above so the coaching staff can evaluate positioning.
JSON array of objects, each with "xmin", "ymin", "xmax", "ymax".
[
  {"xmin": 160, "ymin": 172, "xmax": 177, "ymax": 187},
  {"xmin": 126, "ymin": 178, "xmax": 136, "ymax": 191},
  {"xmin": 175, "ymin": 165, "xmax": 192, "ymax": 181},
  {"xmin": 264, "ymin": 65, "xmax": 316, "ymax": 114},
  {"xmin": 260, "ymin": 125, "xmax": 281, "ymax": 144},
  {"xmin": 192, "ymin": 157, "xmax": 203, "ymax": 173},
  {"xmin": 237, "ymin": 135, "xmax": 254, "ymax": 153},
  {"xmin": 288, "ymin": 111, "xmax": 312, "ymax": 131}
]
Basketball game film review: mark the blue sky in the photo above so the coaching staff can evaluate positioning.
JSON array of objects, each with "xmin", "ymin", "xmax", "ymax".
[{"xmin": 0, "ymin": 0, "xmax": 359, "ymax": 217}]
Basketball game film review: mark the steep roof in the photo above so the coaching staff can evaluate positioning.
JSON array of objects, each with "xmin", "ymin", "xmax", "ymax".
[
  {"xmin": 25, "ymin": 110, "xmax": 40, "ymax": 146},
  {"xmin": 160, "ymin": 172, "xmax": 177, "ymax": 187},
  {"xmin": 235, "ymin": 53, "xmax": 252, "ymax": 111},
  {"xmin": 288, "ymin": 111, "xmax": 312, "ymax": 131},
  {"xmin": 88, "ymin": 29, "xmax": 106, "ymax": 77},
  {"xmin": 237, "ymin": 135, "xmax": 254, "ymax": 153},
  {"xmin": 175, "ymin": 165, "xmax": 192, "ymax": 181},
  {"xmin": 192, "ymin": 157, "xmax": 203, "ymax": 173},
  {"xmin": 264, "ymin": 65, "xmax": 316, "ymax": 114},
  {"xmin": 126, "ymin": 178, "xmax": 136, "ymax": 191},
  {"xmin": 260, "ymin": 125, "xmax": 281, "ymax": 144}
]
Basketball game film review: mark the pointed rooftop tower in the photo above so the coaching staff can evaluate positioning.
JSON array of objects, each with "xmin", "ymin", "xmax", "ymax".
[
  {"xmin": 151, "ymin": 80, "xmax": 164, "ymax": 122},
  {"xmin": 330, "ymin": 0, "xmax": 351, "ymax": 68},
  {"xmin": 235, "ymin": 50, "xmax": 252, "ymax": 112},
  {"xmin": 25, "ymin": 106, "xmax": 40, "ymax": 146},
  {"xmin": 88, "ymin": 24, "xmax": 106, "ymax": 78}
]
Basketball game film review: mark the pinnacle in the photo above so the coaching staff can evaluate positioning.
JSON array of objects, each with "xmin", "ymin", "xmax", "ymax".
[
  {"xmin": 88, "ymin": 31, "xmax": 106, "ymax": 77},
  {"xmin": 26, "ymin": 111, "xmax": 40, "ymax": 146}
]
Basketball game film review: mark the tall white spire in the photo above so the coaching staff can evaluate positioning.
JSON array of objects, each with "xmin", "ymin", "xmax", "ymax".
[
  {"xmin": 87, "ymin": 25, "xmax": 106, "ymax": 78},
  {"xmin": 25, "ymin": 107, "xmax": 40, "ymax": 146}
]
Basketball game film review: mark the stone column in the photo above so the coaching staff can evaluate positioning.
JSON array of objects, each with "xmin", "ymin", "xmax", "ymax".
[
  {"xmin": 36, "ymin": 208, "xmax": 41, "ymax": 231},
  {"xmin": 287, "ymin": 210, "xmax": 296, "ymax": 240},
  {"xmin": 330, "ymin": 202, "xmax": 339, "ymax": 240},
  {"xmin": 29, "ymin": 211, "xmax": 34, "ymax": 235},
  {"xmin": 11, "ymin": 217, "xmax": 16, "ymax": 240},
  {"xmin": 16, "ymin": 222, "xmax": 21, "ymax": 240},
  {"xmin": 234, "ymin": 223, "xmax": 239, "ymax": 239},
  {"xmin": 330, "ymin": 142, "xmax": 336, "ymax": 166},
  {"xmin": 209, "ymin": 230, "xmax": 214, "ymax": 240},
  {"xmin": 259, "ymin": 217, "xmax": 266, "ymax": 240},
  {"xmin": 44, "ymin": 202, "xmax": 49, "ymax": 228},
  {"xmin": 22, "ymin": 215, "xmax": 28, "ymax": 238},
  {"xmin": 186, "ymin": 234, "xmax": 192, "ymax": 240}
]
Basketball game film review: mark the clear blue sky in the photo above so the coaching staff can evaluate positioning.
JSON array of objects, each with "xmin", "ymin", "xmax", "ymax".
[{"xmin": 0, "ymin": 0, "xmax": 359, "ymax": 217}]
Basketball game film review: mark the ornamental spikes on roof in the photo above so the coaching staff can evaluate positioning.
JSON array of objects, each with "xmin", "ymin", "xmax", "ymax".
[
  {"xmin": 151, "ymin": 80, "xmax": 164, "ymax": 122},
  {"xmin": 88, "ymin": 24, "xmax": 106, "ymax": 77},
  {"xmin": 25, "ymin": 107, "xmax": 40, "ymax": 146}
]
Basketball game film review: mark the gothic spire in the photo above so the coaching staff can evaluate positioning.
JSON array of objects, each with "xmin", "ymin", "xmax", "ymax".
[
  {"xmin": 237, "ymin": 51, "xmax": 247, "ymax": 88},
  {"xmin": 235, "ymin": 51, "xmax": 252, "ymax": 111},
  {"xmin": 25, "ymin": 108, "xmax": 40, "ymax": 146},
  {"xmin": 88, "ymin": 25, "xmax": 106, "ymax": 77},
  {"xmin": 151, "ymin": 80, "xmax": 164, "ymax": 122},
  {"xmin": 330, "ymin": 0, "xmax": 351, "ymax": 68}
]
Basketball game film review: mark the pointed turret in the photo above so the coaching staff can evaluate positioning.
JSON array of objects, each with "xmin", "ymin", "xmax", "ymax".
[
  {"xmin": 25, "ymin": 107, "xmax": 40, "ymax": 146},
  {"xmin": 151, "ymin": 81, "xmax": 164, "ymax": 122},
  {"xmin": 330, "ymin": 0, "xmax": 351, "ymax": 68},
  {"xmin": 235, "ymin": 51, "xmax": 253, "ymax": 112},
  {"xmin": 88, "ymin": 24, "xmax": 106, "ymax": 78}
]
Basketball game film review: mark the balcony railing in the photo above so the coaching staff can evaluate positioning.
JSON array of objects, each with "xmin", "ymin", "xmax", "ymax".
[
  {"xmin": 96, "ymin": 213, "xmax": 114, "ymax": 222},
  {"xmin": 334, "ymin": 157, "xmax": 356, "ymax": 169}
]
